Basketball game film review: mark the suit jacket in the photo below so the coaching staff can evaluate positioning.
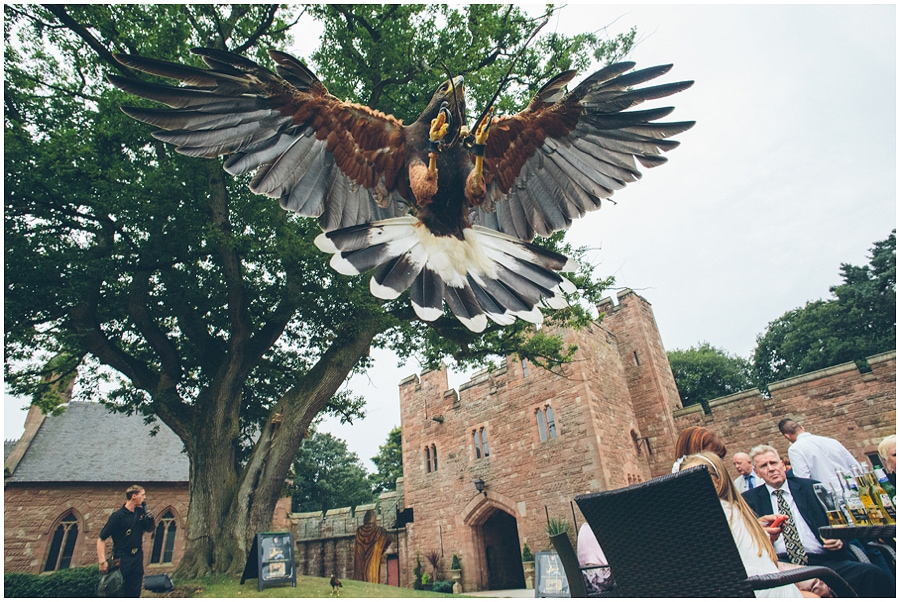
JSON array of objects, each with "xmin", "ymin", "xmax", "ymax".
[{"xmin": 742, "ymin": 475, "xmax": 830, "ymax": 545}]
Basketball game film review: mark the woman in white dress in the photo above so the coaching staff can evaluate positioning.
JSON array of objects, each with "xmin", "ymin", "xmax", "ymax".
[{"xmin": 679, "ymin": 452, "xmax": 814, "ymax": 598}]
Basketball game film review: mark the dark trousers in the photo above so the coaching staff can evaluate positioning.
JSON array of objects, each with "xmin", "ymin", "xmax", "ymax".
[
  {"xmin": 783, "ymin": 552, "xmax": 896, "ymax": 598},
  {"xmin": 118, "ymin": 550, "xmax": 144, "ymax": 598}
]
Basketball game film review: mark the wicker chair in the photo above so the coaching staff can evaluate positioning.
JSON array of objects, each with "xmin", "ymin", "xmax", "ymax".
[{"xmin": 574, "ymin": 466, "xmax": 858, "ymax": 597}]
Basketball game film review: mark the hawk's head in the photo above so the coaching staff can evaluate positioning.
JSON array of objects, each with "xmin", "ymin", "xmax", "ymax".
[{"xmin": 421, "ymin": 75, "xmax": 466, "ymax": 135}]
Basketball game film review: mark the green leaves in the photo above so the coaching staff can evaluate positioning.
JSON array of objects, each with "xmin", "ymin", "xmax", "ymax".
[
  {"xmin": 667, "ymin": 344, "xmax": 754, "ymax": 412},
  {"xmin": 752, "ymin": 230, "xmax": 896, "ymax": 385},
  {"xmin": 291, "ymin": 429, "xmax": 375, "ymax": 513},
  {"xmin": 369, "ymin": 426, "xmax": 403, "ymax": 494}
]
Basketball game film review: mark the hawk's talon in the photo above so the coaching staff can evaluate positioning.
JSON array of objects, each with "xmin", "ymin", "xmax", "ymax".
[
  {"xmin": 430, "ymin": 109, "xmax": 449, "ymax": 143},
  {"xmin": 474, "ymin": 107, "xmax": 495, "ymax": 145}
]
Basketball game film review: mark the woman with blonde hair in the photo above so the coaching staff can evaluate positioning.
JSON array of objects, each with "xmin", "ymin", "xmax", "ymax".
[
  {"xmin": 877, "ymin": 434, "xmax": 896, "ymax": 488},
  {"xmin": 679, "ymin": 452, "xmax": 813, "ymax": 598}
]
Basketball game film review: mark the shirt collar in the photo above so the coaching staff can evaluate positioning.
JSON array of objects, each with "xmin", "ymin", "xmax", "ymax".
[{"xmin": 764, "ymin": 479, "xmax": 790, "ymax": 497}]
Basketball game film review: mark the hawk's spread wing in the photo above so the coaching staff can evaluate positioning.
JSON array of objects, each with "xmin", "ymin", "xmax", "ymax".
[
  {"xmin": 472, "ymin": 62, "xmax": 695, "ymax": 241},
  {"xmin": 109, "ymin": 48, "xmax": 409, "ymax": 232}
]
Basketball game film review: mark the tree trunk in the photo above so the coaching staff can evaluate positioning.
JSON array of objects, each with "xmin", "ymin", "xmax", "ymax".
[{"xmin": 175, "ymin": 320, "xmax": 382, "ymax": 577}]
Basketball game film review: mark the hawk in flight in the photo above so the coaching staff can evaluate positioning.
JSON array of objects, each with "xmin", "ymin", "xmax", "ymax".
[{"xmin": 110, "ymin": 48, "xmax": 693, "ymax": 332}]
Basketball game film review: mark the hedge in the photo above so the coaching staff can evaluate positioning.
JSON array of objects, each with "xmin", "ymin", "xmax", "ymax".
[{"xmin": 4, "ymin": 566, "xmax": 100, "ymax": 598}]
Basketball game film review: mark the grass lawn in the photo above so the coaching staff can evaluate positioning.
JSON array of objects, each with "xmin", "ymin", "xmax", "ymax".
[{"xmin": 147, "ymin": 573, "xmax": 464, "ymax": 598}]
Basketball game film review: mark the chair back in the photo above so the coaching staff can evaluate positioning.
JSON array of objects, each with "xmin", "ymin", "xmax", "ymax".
[
  {"xmin": 575, "ymin": 465, "xmax": 753, "ymax": 597},
  {"xmin": 549, "ymin": 532, "xmax": 587, "ymax": 598}
]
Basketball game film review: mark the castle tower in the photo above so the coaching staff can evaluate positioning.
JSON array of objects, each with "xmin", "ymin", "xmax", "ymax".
[
  {"xmin": 397, "ymin": 289, "xmax": 681, "ymax": 591},
  {"xmin": 596, "ymin": 289, "xmax": 681, "ymax": 476}
]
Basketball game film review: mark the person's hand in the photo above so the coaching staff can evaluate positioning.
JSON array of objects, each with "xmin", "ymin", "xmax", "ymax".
[
  {"xmin": 821, "ymin": 537, "xmax": 843, "ymax": 551},
  {"xmin": 758, "ymin": 514, "xmax": 785, "ymax": 542},
  {"xmin": 99, "ymin": 559, "xmax": 108, "ymax": 574}
]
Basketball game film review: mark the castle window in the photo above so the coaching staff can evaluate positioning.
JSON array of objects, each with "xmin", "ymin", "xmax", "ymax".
[
  {"xmin": 546, "ymin": 406, "xmax": 557, "ymax": 439},
  {"xmin": 425, "ymin": 444, "xmax": 438, "ymax": 473},
  {"xmin": 522, "ymin": 359, "xmax": 529, "ymax": 377},
  {"xmin": 150, "ymin": 510, "xmax": 177, "ymax": 564},
  {"xmin": 473, "ymin": 427, "xmax": 490, "ymax": 459},
  {"xmin": 44, "ymin": 511, "xmax": 78, "ymax": 572},
  {"xmin": 536, "ymin": 404, "xmax": 558, "ymax": 442},
  {"xmin": 633, "ymin": 351, "xmax": 641, "ymax": 366}
]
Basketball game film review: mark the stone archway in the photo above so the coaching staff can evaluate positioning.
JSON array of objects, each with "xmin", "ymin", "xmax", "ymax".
[{"xmin": 480, "ymin": 508, "xmax": 526, "ymax": 590}]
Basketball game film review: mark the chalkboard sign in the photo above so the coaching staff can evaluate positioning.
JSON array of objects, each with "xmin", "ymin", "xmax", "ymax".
[
  {"xmin": 534, "ymin": 550, "xmax": 570, "ymax": 598},
  {"xmin": 240, "ymin": 532, "xmax": 296, "ymax": 591}
]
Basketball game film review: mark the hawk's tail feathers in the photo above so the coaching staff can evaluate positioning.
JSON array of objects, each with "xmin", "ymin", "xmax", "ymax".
[{"xmin": 314, "ymin": 218, "xmax": 579, "ymax": 332}]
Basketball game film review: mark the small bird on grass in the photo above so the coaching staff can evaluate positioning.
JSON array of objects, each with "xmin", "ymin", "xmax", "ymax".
[{"xmin": 330, "ymin": 574, "xmax": 342, "ymax": 596}]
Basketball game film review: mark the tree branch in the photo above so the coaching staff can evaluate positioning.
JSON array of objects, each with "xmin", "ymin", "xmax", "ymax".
[
  {"xmin": 42, "ymin": 4, "xmax": 137, "ymax": 77},
  {"xmin": 233, "ymin": 5, "xmax": 278, "ymax": 54}
]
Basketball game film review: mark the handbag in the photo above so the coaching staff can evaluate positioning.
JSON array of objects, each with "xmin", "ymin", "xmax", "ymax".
[
  {"xmin": 144, "ymin": 573, "xmax": 174, "ymax": 593},
  {"xmin": 97, "ymin": 562, "xmax": 124, "ymax": 597}
]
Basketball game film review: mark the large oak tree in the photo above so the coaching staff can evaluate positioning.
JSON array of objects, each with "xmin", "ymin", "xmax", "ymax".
[
  {"xmin": 5, "ymin": 4, "xmax": 627, "ymax": 575},
  {"xmin": 753, "ymin": 231, "xmax": 896, "ymax": 385}
]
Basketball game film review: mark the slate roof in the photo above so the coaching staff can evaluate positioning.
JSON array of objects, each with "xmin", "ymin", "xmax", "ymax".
[
  {"xmin": 4, "ymin": 439, "xmax": 17, "ymax": 462},
  {"xmin": 6, "ymin": 402, "xmax": 189, "ymax": 483}
]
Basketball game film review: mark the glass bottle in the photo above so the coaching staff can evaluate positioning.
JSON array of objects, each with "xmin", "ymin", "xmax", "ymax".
[
  {"xmin": 853, "ymin": 464, "xmax": 887, "ymax": 525},
  {"xmin": 874, "ymin": 465, "xmax": 896, "ymax": 505},
  {"xmin": 867, "ymin": 465, "xmax": 896, "ymax": 524},
  {"xmin": 836, "ymin": 468, "xmax": 870, "ymax": 525},
  {"xmin": 830, "ymin": 481, "xmax": 856, "ymax": 525}
]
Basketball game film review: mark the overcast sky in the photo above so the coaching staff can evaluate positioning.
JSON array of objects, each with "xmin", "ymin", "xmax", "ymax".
[{"xmin": 5, "ymin": 5, "xmax": 896, "ymax": 473}]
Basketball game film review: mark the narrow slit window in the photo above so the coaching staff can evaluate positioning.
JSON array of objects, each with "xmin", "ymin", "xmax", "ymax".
[
  {"xmin": 536, "ymin": 408, "xmax": 547, "ymax": 441},
  {"xmin": 545, "ymin": 406, "xmax": 557, "ymax": 439},
  {"xmin": 431, "ymin": 444, "xmax": 438, "ymax": 471},
  {"xmin": 425, "ymin": 446, "xmax": 432, "ymax": 472},
  {"xmin": 473, "ymin": 429, "xmax": 482, "ymax": 459}
]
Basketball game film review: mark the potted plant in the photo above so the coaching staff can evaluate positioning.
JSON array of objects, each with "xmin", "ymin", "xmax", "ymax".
[
  {"xmin": 450, "ymin": 554, "xmax": 463, "ymax": 592},
  {"xmin": 450, "ymin": 554, "xmax": 462, "ymax": 581},
  {"xmin": 421, "ymin": 571, "xmax": 433, "ymax": 591},
  {"xmin": 546, "ymin": 518, "xmax": 571, "ymax": 538},
  {"xmin": 521, "ymin": 543, "xmax": 535, "ymax": 589}
]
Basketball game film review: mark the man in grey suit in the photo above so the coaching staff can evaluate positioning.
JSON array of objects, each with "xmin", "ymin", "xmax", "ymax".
[{"xmin": 732, "ymin": 452, "xmax": 759, "ymax": 493}]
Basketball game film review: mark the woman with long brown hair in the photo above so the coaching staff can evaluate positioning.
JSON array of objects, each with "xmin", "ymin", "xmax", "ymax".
[{"xmin": 679, "ymin": 452, "xmax": 810, "ymax": 598}]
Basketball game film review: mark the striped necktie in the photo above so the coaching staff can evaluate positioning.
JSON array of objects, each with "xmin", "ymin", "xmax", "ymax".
[{"xmin": 773, "ymin": 489, "xmax": 808, "ymax": 565}]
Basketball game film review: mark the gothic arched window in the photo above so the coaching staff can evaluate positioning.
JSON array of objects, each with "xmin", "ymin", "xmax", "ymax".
[
  {"xmin": 150, "ymin": 510, "xmax": 178, "ymax": 564},
  {"xmin": 44, "ymin": 511, "xmax": 78, "ymax": 572}
]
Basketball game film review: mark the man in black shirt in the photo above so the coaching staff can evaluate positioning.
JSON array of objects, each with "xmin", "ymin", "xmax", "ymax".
[{"xmin": 97, "ymin": 485, "xmax": 155, "ymax": 598}]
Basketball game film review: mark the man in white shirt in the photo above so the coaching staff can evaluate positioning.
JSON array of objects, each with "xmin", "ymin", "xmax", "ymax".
[
  {"xmin": 743, "ymin": 445, "xmax": 894, "ymax": 598},
  {"xmin": 778, "ymin": 418, "xmax": 858, "ymax": 483},
  {"xmin": 732, "ymin": 452, "xmax": 759, "ymax": 493}
]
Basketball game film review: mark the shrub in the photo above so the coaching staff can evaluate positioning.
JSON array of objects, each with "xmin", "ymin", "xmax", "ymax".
[
  {"xmin": 546, "ymin": 518, "xmax": 571, "ymax": 537},
  {"xmin": 450, "ymin": 554, "xmax": 461, "ymax": 571},
  {"xmin": 432, "ymin": 580, "xmax": 455, "ymax": 593},
  {"xmin": 5, "ymin": 566, "xmax": 100, "ymax": 598},
  {"xmin": 521, "ymin": 543, "xmax": 534, "ymax": 562},
  {"xmin": 412, "ymin": 554, "xmax": 423, "ymax": 590}
]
